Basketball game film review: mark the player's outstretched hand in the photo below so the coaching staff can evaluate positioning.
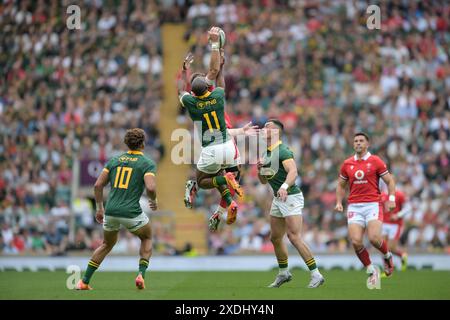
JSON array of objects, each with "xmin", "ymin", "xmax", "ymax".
[
  {"xmin": 242, "ymin": 122, "xmax": 259, "ymax": 136},
  {"xmin": 149, "ymin": 199, "xmax": 158, "ymax": 211},
  {"xmin": 95, "ymin": 209, "xmax": 104, "ymax": 224},
  {"xmin": 334, "ymin": 203, "xmax": 343, "ymax": 212},
  {"xmin": 183, "ymin": 52, "xmax": 194, "ymax": 71},
  {"xmin": 208, "ymin": 26, "xmax": 220, "ymax": 42}
]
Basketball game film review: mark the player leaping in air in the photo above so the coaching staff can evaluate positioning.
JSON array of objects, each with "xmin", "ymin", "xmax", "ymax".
[
  {"xmin": 177, "ymin": 26, "xmax": 251, "ymax": 225},
  {"xmin": 178, "ymin": 50, "xmax": 258, "ymax": 231}
]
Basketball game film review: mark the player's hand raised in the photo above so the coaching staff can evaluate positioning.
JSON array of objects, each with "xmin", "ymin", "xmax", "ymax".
[
  {"xmin": 95, "ymin": 209, "xmax": 104, "ymax": 224},
  {"xmin": 334, "ymin": 203, "xmax": 343, "ymax": 212},
  {"xmin": 208, "ymin": 26, "xmax": 220, "ymax": 42},
  {"xmin": 242, "ymin": 122, "xmax": 259, "ymax": 136},
  {"xmin": 182, "ymin": 52, "xmax": 194, "ymax": 71}
]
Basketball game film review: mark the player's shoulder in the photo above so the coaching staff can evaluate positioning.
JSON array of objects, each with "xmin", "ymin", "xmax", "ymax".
[
  {"xmin": 212, "ymin": 87, "xmax": 225, "ymax": 95},
  {"xmin": 343, "ymin": 156, "xmax": 355, "ymax": 164},
  {"xmin": 368, "ymin": 154, "xmax": 385, "ymax": 163}
]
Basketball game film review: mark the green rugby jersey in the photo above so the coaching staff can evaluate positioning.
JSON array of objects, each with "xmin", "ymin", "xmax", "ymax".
[
  {"xmin": 103, "ymin": 150, "xmax": 156, "ymax": 218},
  {"xmin": 260, "ymin": 141, "xmax": 301, "ymax": 195},
  {"xmin": 180, "ymin": 87, "xmax": 231, "ymax": 147}
]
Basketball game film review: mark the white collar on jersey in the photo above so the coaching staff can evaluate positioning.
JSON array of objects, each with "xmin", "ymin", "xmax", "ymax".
[{"xmin": 354, "ymin": 151, "xmax": 371, "ymax": 161}]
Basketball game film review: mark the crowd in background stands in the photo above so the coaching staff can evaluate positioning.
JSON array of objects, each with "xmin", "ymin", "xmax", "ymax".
[
  {"xmin": 0, "ymin": 0, "xmax": 449, "ymax": 256},
  {"xmin": 0, "ymin": 0, "xmax": 165, "ymax": 255},
  {"xmin": 180, "ymin": 0, "xmax": 450, "ymax": 254}
]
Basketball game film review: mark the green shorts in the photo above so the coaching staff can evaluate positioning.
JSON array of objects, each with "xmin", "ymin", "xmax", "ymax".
[{"xmin": 270, "ymin": 193, "xmax": 304, "ymax": 218}]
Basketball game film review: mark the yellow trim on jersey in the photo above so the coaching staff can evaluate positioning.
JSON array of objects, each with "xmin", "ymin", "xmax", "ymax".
[
  {"xmin": 103, "ymin": 168, "xmax": 109, "ymax": 173},
  {"xmin": 144, "ymin": 172, "xmax": 155, "ymax": 177},
  {"xmin": 267, "ymin": 140, "xmax": 282, "ymax": 151},
  {"xmin": 197, "ymin": 91, "xmax": 211, "ymax": 99},
  {"xmin": 127, "ymin": 151, "xmax": 144, "ymax": 155}
]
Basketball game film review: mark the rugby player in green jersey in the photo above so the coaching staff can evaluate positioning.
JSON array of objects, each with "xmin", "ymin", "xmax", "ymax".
[
  {"xmin": 258, "ymin": 120, "xmax": 325, "ymax": 289},
  {"xmin": 178, "ymin": 50, "xmax": 258, "ymax": 231},
  {"xmin": 76, "ymin": 128, "xmax": 157, "ymax": 290},
  {"xmin": 177, "ymin": 27, "xmax": 244, "ymax": 225}
]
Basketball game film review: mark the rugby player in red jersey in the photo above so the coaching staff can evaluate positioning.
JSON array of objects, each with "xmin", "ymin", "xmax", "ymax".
[{"xmin": 335, "ymin": 132, "xmax": 396, "ymax": 289}]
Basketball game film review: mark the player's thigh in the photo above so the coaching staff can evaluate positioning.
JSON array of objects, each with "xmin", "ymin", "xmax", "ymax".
[
  {"xmin": 285, "ymin": 214, "xmax": 303, "ymax": 236},
  {"xmin": 270, "ymin": 215, "xmax": 286, "ymax": 241},
  {"xmin": 348, "ymin": 223, "xmax": 365, "ymax": 244},
  {"xmin": 132, "ymin": 219, "xmax": 152, "ymax": 240},
  {"xmin": 367, "ymin": 219, "xmax": 383, "ymax": 240},
  {"xmin": 103, "ymin": 229, "xmax": 119, "ymax": 247},
  {"xmin": 196, "ymin": 169, "xmax": 217, "ymax": 183}
]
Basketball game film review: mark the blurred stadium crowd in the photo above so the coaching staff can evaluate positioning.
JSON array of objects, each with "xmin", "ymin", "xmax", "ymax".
[
  {"xmin": 1, "ymin": 0, "xmax": 449, "ymax": 256},
  {"xmin": 0, "ymin": 0, "xmax": 165, "ymax": 255}
]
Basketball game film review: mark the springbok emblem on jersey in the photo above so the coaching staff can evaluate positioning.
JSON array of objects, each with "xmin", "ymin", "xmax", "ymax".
[{"xmin": 355, "ymin": 170, "xmax": 365, "ymax": 180}]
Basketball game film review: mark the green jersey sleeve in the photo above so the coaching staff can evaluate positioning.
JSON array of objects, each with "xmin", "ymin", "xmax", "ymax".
[
  {"xmin": 180, "ymin": 92, "xmax": 194, "ymax": 108},
  {"xmin": 213, "ymin": 87, "xmax": 225, "ymax": 99},
  {"xmin": 104, "ymin": 157, "xmax": 116, "ymax": 173},
  {"xmin": 280, "ymin": 146, "xmax": 294, "ymax": 162},
  {"xmin": 143, "ymin": 158, "xmax": 157, "ymax": 177}
]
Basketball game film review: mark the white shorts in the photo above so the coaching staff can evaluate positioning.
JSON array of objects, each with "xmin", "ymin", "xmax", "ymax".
[
  {"xmin": 347, "ymin": 202, "xmax": 382, "ymax": 227},
  {"xmin": 103, "ymin": 212, "xmax": 149, "ymax": 232},
  {"xmin": 197, "ymin": 139, "xmax": 240, "ymax": 174},
  {"xmin": 382, "ymin": 223, "xmax": 403, "ymax": 240},
  {"xmin": 270, "ymin": 193, "xmax": 304, "ymax": 218}
]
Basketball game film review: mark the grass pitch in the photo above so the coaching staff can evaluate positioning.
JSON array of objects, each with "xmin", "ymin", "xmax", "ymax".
[{"xmin": 0, "ymin": 270, "xmax": 449, "ymax": 300}]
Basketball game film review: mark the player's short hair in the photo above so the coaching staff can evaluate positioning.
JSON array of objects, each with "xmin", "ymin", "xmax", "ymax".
[
  {"xmin": 124, "ymin": 128, "xmax": 146, "ymax": 150},
  {"xmin": 190, "ymin": 72, "xmax": 205, "ymax": 83},
  {"xmin": 354, "ymin": 132, "xmax": 370, "ymax": 142},
  {"xmin": 266, "ymin": 119, "xmax": 284, "ymax": 132},
  {"xmin": 191, "ymin": 77, "xmax": 208, "ymax": 96}
]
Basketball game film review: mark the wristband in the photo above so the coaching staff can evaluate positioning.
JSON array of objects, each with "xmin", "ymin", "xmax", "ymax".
[
  {"xmin": 210, "ymin": 42, "xmax": 220, "ymax": 50},
  {"xmin": 96, "ymin": 202, "xmax": 104, "ymax": 210},
  {"xmin": 280, "ymin": 183, "xmax": 289, "ymax": 190},
  {"xmin": 389, "ymin": 195, "xmax": 396, "ymax": 202}
]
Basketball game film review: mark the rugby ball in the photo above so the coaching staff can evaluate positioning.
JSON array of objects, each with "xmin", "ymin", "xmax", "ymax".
[{"xmin": 219, "ymin": 28, "xmax": 226, "ymax": 48}]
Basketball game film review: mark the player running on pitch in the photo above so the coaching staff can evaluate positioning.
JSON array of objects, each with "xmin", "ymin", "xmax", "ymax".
[
  {"xmin": 381, "ymin": 189, "xmax": 409, "ymax": 273},
  {"xmin": 76, "ymin": 128, "xmax": 157, "ymax": 290},
  {"xmin": 258, "ymin": 119, "xmax": 325, "ymax": 289},
  {"xmin": 335, "ymin": 132, "xmax": 396, "ymax": 289}
]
